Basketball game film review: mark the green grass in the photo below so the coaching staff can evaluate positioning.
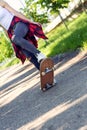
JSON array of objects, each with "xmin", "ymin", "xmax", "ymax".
[
  {"xmin": 38, "ymin": 12, "xmax": 87, "ymax": 57},
  {"xmin": 0, "ymin": 57, "xmax": 20, "ymax": 70}
]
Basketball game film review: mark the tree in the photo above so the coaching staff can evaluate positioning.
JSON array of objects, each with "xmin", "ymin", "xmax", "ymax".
[
  {"xmin": 38, "ymin": 0, "xmax": 70, "ymax": 13},
  {"xmin": 38, "ymin": 0, "xmax": 70, "ymax": 29},
  {"xmin": 21, "ymin": 0, "xmax": 49, "ymax": 24},
  {"xmin": 21, "ymin": 0, "xmax": 70, "ymax": 27},
  {"xmin": 80, "ymin": 0, "xmax": 87, "ymax": 13},
  {"xmin": 0, "ymin": 32, "xmax": 13, "ymax": 62}
]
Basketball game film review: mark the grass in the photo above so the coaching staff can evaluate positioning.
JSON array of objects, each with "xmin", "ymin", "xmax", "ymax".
[
  {"xmin": 38, "ymin": 12, "xmax": 87, "ymax": 57},
  {"xmin": 0, "ymin": 57, "xmax": 20, "ymax": 70},
  {"xmin": 1, "ymin": 12, "xmax": 87, "ymax": 69}
]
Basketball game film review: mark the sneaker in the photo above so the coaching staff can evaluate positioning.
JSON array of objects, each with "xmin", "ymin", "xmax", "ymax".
[{"xmin": 36, "ymin": 52, "xmax": 46, "ymax": 62}]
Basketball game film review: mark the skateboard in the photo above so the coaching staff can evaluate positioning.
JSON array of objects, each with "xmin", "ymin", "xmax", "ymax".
[{"xmin": 40, "ymin": 58, "xmax": 55, "ymax": 91}]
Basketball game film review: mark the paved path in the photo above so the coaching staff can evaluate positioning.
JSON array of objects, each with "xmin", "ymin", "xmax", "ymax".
[{"xmin": 0, "ymin": 51, "xmax": 87, "ymax": 130}]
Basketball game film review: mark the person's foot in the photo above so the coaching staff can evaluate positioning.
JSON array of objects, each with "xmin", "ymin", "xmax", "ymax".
[{"xmin": 36, "ymin": 52, "xmax": 46, "ymax": 62}]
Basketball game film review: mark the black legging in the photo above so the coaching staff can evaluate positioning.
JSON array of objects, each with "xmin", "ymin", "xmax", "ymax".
[{"xmin": 12, "ymin": 22, "xmax": 40, "ymax": 69}]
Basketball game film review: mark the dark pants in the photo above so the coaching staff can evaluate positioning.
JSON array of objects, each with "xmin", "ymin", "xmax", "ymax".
[
  {"xmin": 22, "ymin": 49, "xmax": 40, "ymax": 70},
  {"xmin": 11, "ymin": 22, "xmax": 40, "ymax": 70}
]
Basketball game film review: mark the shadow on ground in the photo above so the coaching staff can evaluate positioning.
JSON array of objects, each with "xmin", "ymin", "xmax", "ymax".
[{"xmin": 0, "ymin": 51, "xmax": 87, "ymax": 130}]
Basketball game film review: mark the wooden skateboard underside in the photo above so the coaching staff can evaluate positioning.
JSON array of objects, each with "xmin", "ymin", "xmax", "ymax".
[{"xmin": 40, "ymin": 58, "xmax": 54, "ymax": 91}]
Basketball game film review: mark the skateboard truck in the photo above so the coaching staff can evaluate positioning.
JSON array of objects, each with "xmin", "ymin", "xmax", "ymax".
[
  {"xmin": 42, "ymin": 81, "xmax": 56, "ymax": 91},
  {"xmin": 42, "ymin": 67, "xmax": 54, "ymax": 76},
  {"xmin": 42, "ymin": 83, "xmax": 52, "ymax": 91}
]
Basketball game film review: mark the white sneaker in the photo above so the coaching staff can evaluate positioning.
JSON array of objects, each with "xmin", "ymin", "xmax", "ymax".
[{"xmin": 36, "ymin": 52, "xmax": 46, "ymax": 62}]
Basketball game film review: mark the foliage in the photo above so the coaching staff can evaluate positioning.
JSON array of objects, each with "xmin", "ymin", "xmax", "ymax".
[
  {"xmin": 0, "ymin": 32, "xmax": 13, "ymax": 62},
  {"xmin": 0, "ymin": 57, "xmax": 20, "ymax": 70},
  {"xmin": 38, "ymin": 0, "xmax": 70, "ymax": 14},
  {"xmin": 21, "ymin": 0, "xmax": 49, "ymax": 24},
  {"xmin": 21, "ymin": 0, "xmax": 70, "ymax": 24},
  {"xmin": 38, "ymin": 12, "xmax": 87, "ymax": 57}
]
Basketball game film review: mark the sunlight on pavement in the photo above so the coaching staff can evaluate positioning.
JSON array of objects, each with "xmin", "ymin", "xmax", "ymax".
[
  {"xmin": 18, "ymin": 94, "xmax": 87, "ymax": 130},
  {"xmin": 55, "ymin": 51, "xmax": 87, "ymax": 76},
  {"xmin": 0, "ymin": 70, "xmax": 39, "ymax": 107},
  {"xmin": 79, "ymin": 125, "xmax": 87, "ymax": 130}
]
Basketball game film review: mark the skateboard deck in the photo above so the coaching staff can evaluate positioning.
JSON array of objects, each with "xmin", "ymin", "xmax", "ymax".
[{"xmin": 40, "ymin": 58, "xmax": 54, "ymax": 91}]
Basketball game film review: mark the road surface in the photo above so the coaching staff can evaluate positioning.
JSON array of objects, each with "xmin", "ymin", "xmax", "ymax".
[{"xmin": 0, "ymin": 50, "xmax": 87, "ymax": 130}]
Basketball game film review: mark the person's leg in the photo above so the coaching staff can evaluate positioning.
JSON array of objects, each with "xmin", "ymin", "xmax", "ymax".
[
  {"xmin": 22, "ymin": 49, "xmax": 57, "ymax": 84},
  {"xmin": 12, "ymin": 22, "xmax": 40, "ymax": 54},
  {"xmin": 22, "ymin": 49, "xmax": 40, "ymax": 70},
  {"xmin": 11, "ymin": 22, "xmax": 46, "ymax": 62}
]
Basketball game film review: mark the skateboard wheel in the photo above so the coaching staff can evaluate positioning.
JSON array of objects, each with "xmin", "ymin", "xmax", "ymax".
[
  {"xmin": 42, "ymin": 87, "xmax": 46, "ymax": 92},
  {"xmin": 52, "ymin": 82, "xmax": 56, "ymax": 86},
  {"xmin": 52, "ymin": 79, "xmax": 57, "ymax": 86},
  {"xmin": 42, "ymin": 72, "xmax": 45, "ymax": 76}
]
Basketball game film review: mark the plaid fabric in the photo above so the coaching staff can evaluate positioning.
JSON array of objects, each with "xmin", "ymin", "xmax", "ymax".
[{"xmin": 7, "ymin": 16, "xmax": 48, "ymax": 63}]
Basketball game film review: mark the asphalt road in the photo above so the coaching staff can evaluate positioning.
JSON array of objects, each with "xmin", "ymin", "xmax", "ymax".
[{"xmin": 0, "ymin": 50, "xmax": 87, "ymax": 130}]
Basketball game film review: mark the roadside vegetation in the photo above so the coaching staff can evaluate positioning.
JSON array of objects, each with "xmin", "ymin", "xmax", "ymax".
[{"xmin": 38, "ymin": 12, "xmax": 87, "ymax": 57}]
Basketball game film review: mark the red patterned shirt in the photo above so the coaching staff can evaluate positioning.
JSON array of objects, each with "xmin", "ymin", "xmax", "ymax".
[{"xmin": 7, "ymin": 16, "xmax": 48, "ymax": 63}]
